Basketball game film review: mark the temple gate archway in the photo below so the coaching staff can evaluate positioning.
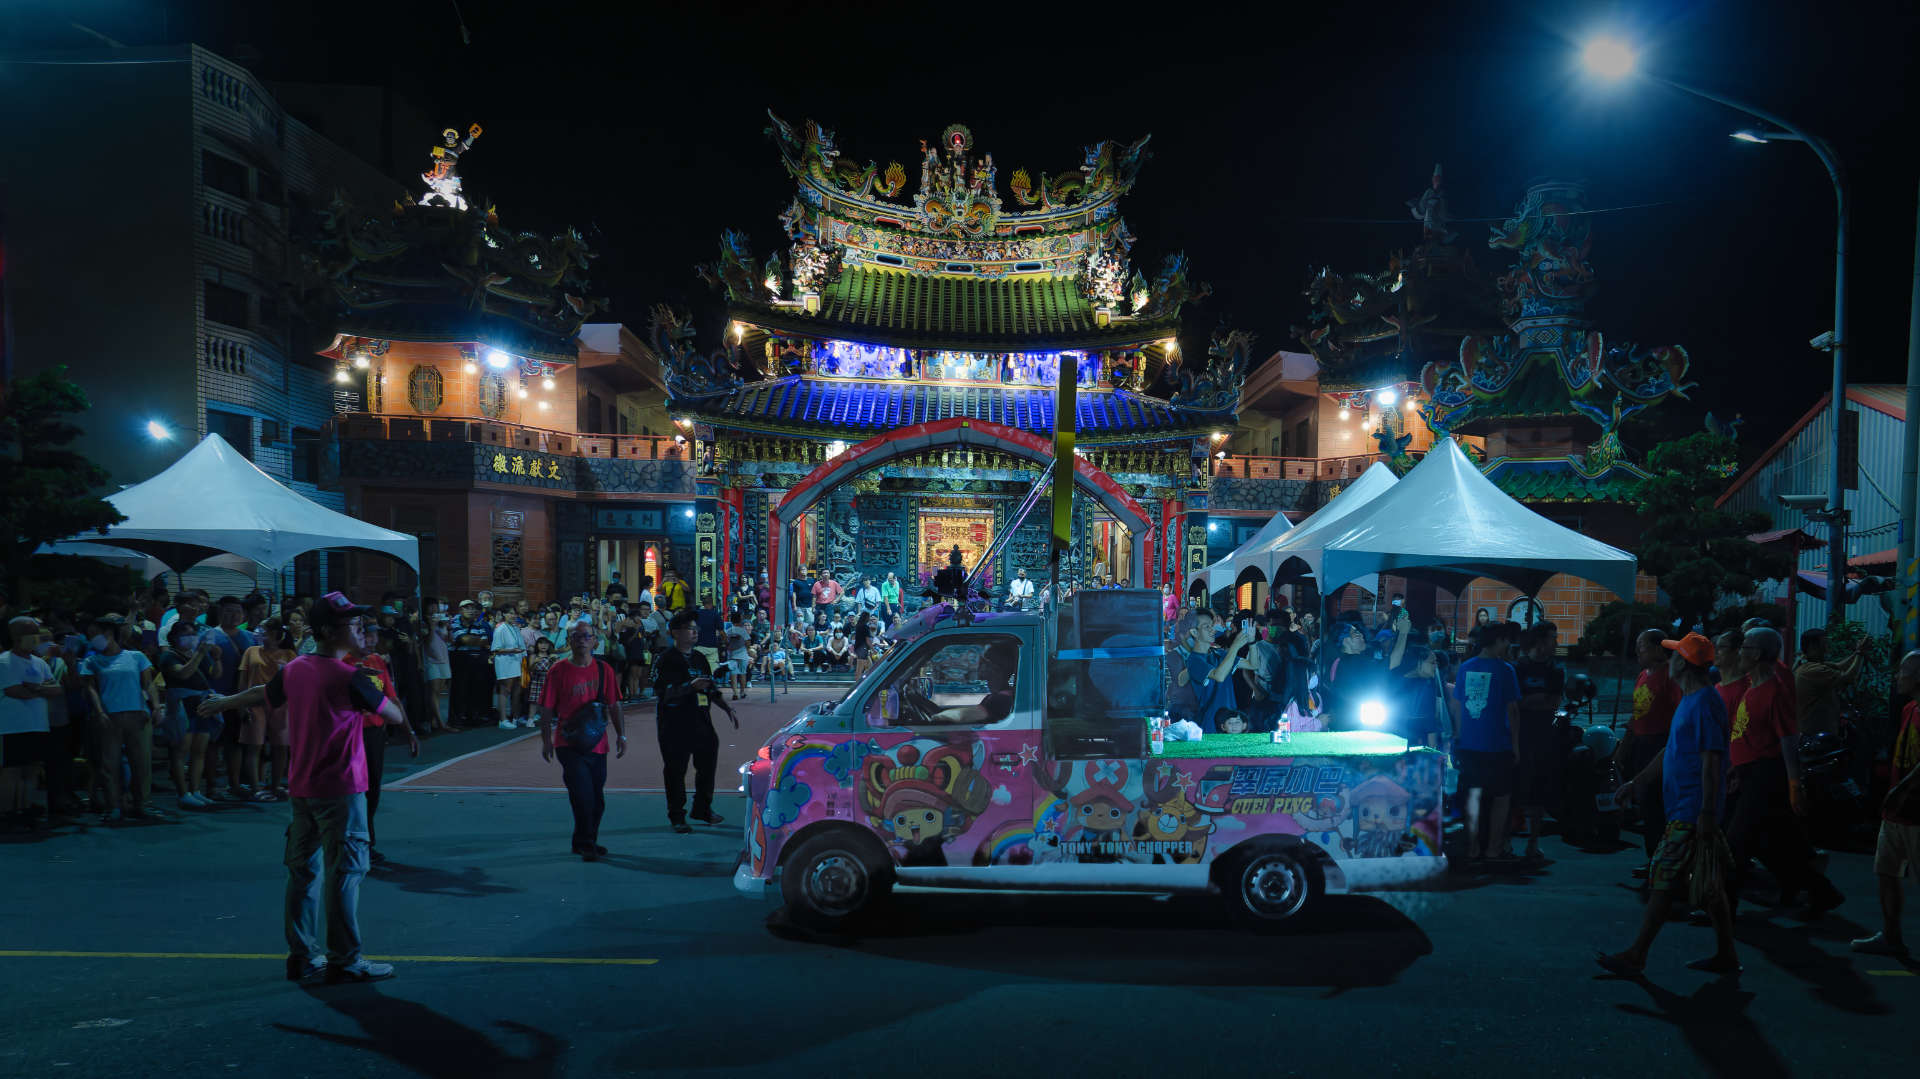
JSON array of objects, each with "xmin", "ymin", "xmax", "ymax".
[{"xmin": 768, "ymin": 418, "xmax": 1152, "ymax": 629}]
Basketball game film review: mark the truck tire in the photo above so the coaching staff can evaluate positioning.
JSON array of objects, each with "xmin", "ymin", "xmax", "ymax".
[
  {"xmin": 1220, "ymin": 843, "xmax": 1321, "ymax": 930},
  {"xmin": 780, "ymin": 830, "xmax": 894, "ymax": 931}
]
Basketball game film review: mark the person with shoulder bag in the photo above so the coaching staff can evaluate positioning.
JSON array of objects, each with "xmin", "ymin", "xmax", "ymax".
[{"xmin": 538, "ymin": 621, "xmax": 626, "ymax": 861}]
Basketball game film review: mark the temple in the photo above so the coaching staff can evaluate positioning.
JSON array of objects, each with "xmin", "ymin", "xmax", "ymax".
[{"xmin": 659, "ymin": 115, "xmax": 1249, "ymax": 615}]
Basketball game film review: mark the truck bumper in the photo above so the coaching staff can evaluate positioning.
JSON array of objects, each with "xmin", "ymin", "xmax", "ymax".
[{"xmin": 732, "ymin": 850, "xmax": 772, "ymax": 898}]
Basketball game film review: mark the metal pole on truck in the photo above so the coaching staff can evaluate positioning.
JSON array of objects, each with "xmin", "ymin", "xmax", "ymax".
[
  {"xmin": 1049, "ymin": 358, "xmax": 1077, "ymax": 608},
  {"xmin": 1898, "ymin": 173, "xmax": 1920, "ymax": 653}
]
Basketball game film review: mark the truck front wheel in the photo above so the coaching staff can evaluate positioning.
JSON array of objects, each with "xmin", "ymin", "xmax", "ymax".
[
  {"xmin": 1221, "ymin": 844, "xmax": 1321, "ymax": 930},
  {"xmin": 781, "ymin": 831, "xmax": 893, "ymax": 930}
]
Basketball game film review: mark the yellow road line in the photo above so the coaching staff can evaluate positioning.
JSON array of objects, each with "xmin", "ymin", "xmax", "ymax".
[
  {"xmin": 1865, "ymin": 969, "xmax": 1915, "ymax": 977},
  {"xmin": 0, "ymin": 950, "xmax": 657, "ymax": 966}
]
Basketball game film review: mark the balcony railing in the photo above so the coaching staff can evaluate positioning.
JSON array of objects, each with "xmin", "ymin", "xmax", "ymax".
[
  {"xmin": 1211, "ymin": 453, "xmax": 1389, "ymax": 481},
  {"xmin": 328, "ymin": 413, "xmax": 686, "ymax": 462}
]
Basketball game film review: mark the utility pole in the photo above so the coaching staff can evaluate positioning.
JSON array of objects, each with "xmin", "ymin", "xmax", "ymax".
[{"xmin": 1900, "ymin": 174, "xmax": 1920, "ymax": 652}]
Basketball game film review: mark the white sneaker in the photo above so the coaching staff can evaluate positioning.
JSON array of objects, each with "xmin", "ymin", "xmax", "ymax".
[
  {"xmin": 517, "ymin": 717, "xmax": 536, "ymax": 729},
  {"xmin": 498, "ymin": 718, "xmax": 518, "ymax": 730},
  {"xmin": 180, "ymin": 792, "xmax": 207, "ymax": 808},
  {"xmin": 1851, "ymin": 932, "xmax": 1911, "ymax": 958}
]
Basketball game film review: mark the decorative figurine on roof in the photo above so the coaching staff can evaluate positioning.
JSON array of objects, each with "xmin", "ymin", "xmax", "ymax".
[
  {"xmin": 1165, "ymin": 326, "xmax": 1253, "ymax": 412},
  {"xmin": 762, "ymin": 249, "xmax": 785, "ymax": 301},
  {"xmin": 650, "ymin": 304, "xmax": 750, "ymax": 398},
  {"xmin": 1080, "ymin": 223, "xmax": 1133, "ymax": 307},
  {"xmin": 913, "ymin": 124, "xmax": 1002, "ymax": 237},
  {"xmin": 1569, "ymin": 393, "xmax": 1649, "ymax": 474},
  {"xmin": 1488, "ymin": 179, "xmax": 1595, "ymax": 320},
  {"xmin": 1407, "ymin": 163, "xmax": 1457, "ymax": 246},
  {"xmin": 1136, "ymin": 252, "xmax": 1212, "ymax": 319},
  {"xmin": 420, "ymin": 123, "xmax": 482, "ymax": 211},
  {"xmin": 764, "ymin": 112, "xmax": 896, "ymax": 201},
  {"xmin": 695, "ymin": 230, "xmax": 760, "ymax": 304},
  {"xmin": 1373, "ymin": 420, "xmax": 1416, "ymax": 475},
  {"xmin": 790, "ymin": 239, "xmax": 840, "ymax": 295}
]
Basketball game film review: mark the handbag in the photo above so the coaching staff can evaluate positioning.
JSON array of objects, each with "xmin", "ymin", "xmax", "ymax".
[{"xmin": 560, "ymin": 700, "xmax": 609, "ymax": 753}]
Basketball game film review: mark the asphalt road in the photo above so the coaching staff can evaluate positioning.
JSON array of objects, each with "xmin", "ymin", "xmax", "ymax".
[{"xmin": 2, "ymin": 705, "xmax": 1914, "ymax": 1078}]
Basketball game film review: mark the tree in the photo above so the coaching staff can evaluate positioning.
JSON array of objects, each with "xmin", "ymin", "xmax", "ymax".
[
  {"xmin": 0, "ymin": 366, "xmax": 125, "ymax": 602},
  {"xmin": 1632, "ymin": 431, "xmax": 1792, "ymax": 629}
]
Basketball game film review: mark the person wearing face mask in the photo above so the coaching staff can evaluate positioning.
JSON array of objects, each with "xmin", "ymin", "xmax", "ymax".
[
  {"xmin": 422, "ymin": 608, "xmax": 452, "ymax": 732},
  {"xmin": 82, "ymin": 616, "xmax": 164, "ymax": 822},
  {"xmin": 492, "ymin": 609, "xmax": 530, "ymax": 729}
]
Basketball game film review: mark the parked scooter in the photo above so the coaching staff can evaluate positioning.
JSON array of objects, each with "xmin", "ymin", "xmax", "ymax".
[
  {"xmin": 1798, "ymin": 717, "xmax": 1871, "ymax": 848},
  {"xmin": 1555, "ymin": 675, "xmax": 1622, "ymax": 848}
]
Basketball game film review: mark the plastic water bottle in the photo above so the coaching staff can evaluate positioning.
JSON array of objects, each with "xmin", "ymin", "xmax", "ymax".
[
  {"xmin": 1150, "ymin": 721, "xmax": 1165, "ymax": 755},
  {"xmin": 1443, "ymin": 758, "xmax": 1459, "ymax": 795}
]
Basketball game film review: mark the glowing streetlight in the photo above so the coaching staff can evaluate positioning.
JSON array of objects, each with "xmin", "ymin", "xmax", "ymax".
[
  {"xmin": 1376, "ymin": 388, "xmax": 1397, "ymax": 407},
  {"xmin": 463, "ymin": 360, "xmax": 478, "ymax": 374},
  {"xmin": 541, "ymin": 376, "xmax": 556, "ymax": 391},
  {"xmin": 334, "ymin": 369, "xmax": 351, "ymax": 384},
  {"xmin": 351, "ymin": 353, "xmax": 370, "ymax": 370},
  {"xmin": 145, "ymin": 420, "xmax": 172, "ymax": 441},
  {"xmin": 1579, "ymin": 36, "xmax": 1637, "ymax": 80},
  {"xmin": 517, "ymin": 386, "xmax": 529, "ymax": 399},
  {"xmin": 485, "ymin": 349, "xmax": 512, "ymax": 370}
]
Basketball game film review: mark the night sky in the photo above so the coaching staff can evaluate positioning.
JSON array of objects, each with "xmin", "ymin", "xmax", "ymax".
[{"xmin": 16, "ymin": 0, "xmax": 1919, "ymax": 457}]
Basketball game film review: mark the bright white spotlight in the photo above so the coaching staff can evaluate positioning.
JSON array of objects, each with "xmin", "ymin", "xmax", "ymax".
[
  {"xmin": 1359, "ymin": 699, "xmax": 1388, "ymax": 728},
  {"xmin": 541, "ymin": 376, "xmax": 555, "ymax": 391},
  {"xmin": 146, "ymin": 420, "xmax": 172, "ymax": 441},
  {"xmin": 1376, "ymin": 389, "xmax": 1397, "ymax": 406},
  {"xmin": 463, "ymin": 361, "xmax": 478, "ymax": 374},
  {"xmin": 485, "ymin": 349, "xmax": 512, "ymax": 370},
  {"xmin": 517, "ymin": 387, "xmax": 528, "ymax": 399},
  {"xmin": 1581, "ymin": 36, "xmax": 1637, "ymax": 80},
  {"xmin": 352, "ymin": 354, "xmax": 370, "ymax": 369},
  {"xmin": 1730, "ymin": 129, "xmax": 1768, "ymax": 144},
  {"xmin": 334, "ymin": 369, "xmax": 350, "ymax": 384}
]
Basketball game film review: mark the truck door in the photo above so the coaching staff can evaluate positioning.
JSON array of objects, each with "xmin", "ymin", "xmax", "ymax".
[{"xmin": 856, "ymin": 629, "xmax": 1042, "ymax": 868}]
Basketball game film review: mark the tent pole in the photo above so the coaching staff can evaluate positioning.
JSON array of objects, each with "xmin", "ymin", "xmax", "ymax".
[{"xmin": 1611, "ymin": 613, "xmax": 1631, "ymax": 731}]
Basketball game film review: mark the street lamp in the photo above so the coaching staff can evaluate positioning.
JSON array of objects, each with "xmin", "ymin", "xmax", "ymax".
[
  {"xmin": 145, "ymin": 420, "xmax": 172, "ymax": 441},
  {"xmin": 1582, "ymin": 35, "xmax": 1852, "ymax": 627}
]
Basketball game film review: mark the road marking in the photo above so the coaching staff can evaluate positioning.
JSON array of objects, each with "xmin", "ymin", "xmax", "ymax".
[
  {"xmin": 1865, "ymin": 969, "xmax": 1915, "ymax": 977},
  {"xmin": 0, "ymin": 950, "xmax": 657, "ymax": 966},
  {"xmin": 388, "ymin": 731, "xmax": 538, "ymax": 787}
]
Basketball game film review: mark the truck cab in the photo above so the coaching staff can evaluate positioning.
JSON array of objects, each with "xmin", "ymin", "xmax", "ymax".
[{"xmin": 735, "ymin": 589, "xmax": 1445, "ymax": 930}]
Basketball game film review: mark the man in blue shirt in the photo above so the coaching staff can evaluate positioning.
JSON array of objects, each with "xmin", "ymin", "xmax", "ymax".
[
  {"xmin": 1175, "ymin": 610, "xmax": 1253, "ymax": 732},
  {"xmin": 208, "ymin": 596, "xmax": 258, "ymax": 800},
  {"xmin": 1598, "ymin": 631, "xmax": 1739, "ymax": 976},
  {"xmin": 1451, "ymin": 620, "xmax": 1522, "ymax": 862}
]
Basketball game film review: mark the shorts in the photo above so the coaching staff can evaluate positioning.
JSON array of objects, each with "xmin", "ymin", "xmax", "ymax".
[
  {"xmin": 1649, "ymin": 820, "xmax": 1734, "ymax": 897},
  {"xmin": 2, "ymin": 730, "xmax": 49, "ymax": 768},
  {"xmin": 1515, "ymin": 712, "xmax": 1560, "ymax": 809},
  {"xmin": 1875, "ymin": 819, "xmax": 1920, "ymax": 880},
  {"xmin": 729, "ymin": 652, "xmax": 751, "ymax": 672},
  {"xmin": 1457, "ymin": 748, "xmax": 1514, "ymax": 798},
  {"xmin": 189, "ymin": 708, "xmax": 226, "ymax": 738},
  {"xmin": 425, "ymin": 660, "xmax": 452, "ymax": 682}
]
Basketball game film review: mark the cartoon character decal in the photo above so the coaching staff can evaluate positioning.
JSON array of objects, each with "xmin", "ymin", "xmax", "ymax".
[
  {"xmin": 1343, "ymin": 776, "xmax": 1414, "ymax": 859},
  {"xmin": 859, "ymin": 741, "xmax": 991, "ymax": 866},
  {"xmin": 1135, "ymin": 761, "xmax": 1215, "ymax": 864}
]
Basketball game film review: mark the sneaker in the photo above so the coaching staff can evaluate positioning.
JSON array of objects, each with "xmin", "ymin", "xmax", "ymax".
[
  {"xmin": 519, "ymin": 717, "xmax": 537, "ymax": 729},
  {"xmin": 671, "ymin": 821, "xmax": 693, "ymax": 834},
  {"xmin": 180, "ymin": 792, "xmax": 209, "ymax": 808},
  {"xmin": 325, "ymin": 960, "xmax": 396, "ymax": 984},
  {"xmin": 692, "ymin": 810, "xmax": 725, "ymax": 826},
  {"xmin": 1851, "ymin": 932, "xmax": 1911, "ymax": 958},
  {"xmin": 286, "ymin": 956, "xmax": 326, "ymax": 982},
  {"xmin": 100, "ymin": 807, "xmax": 123, "ymax": 823},
  {"xmin": 499, "ymin": 718, "xmax": 518, "ymax": 730}
]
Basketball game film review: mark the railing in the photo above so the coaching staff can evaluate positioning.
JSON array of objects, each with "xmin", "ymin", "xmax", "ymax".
[
  {"xmin": 328, "ymin": 413, "xmax": 685, "ymax": 462},
  {"xmin": 1212, "ymin": 453, "xmax": 1388, "ymax": 481}
]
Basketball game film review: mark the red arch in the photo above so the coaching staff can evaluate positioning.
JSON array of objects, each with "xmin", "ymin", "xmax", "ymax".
[{"xmin": 769, "ymin": 418, "xmax": 1152, "ymax": 627}]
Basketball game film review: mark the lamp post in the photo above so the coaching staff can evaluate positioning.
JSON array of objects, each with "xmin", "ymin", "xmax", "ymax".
[{"xmin": 1582, "ymin": 37, "xmax": 1851, "ymax": 627}]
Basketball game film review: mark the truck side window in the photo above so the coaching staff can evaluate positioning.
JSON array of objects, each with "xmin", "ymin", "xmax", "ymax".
[{"xmin": 866, "ymin": 633, "xmax": 1021, "ymax": 729}]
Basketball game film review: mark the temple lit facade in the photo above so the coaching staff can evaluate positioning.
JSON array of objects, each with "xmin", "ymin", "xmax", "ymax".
[{"xmin": 658, "ymin": 116, "xmax": 1253, "ymax": 614}]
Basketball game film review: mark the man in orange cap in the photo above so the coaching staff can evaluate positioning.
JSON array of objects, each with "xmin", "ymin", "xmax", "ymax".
[{"xmin": 1597, "ymin": 632, "xmax": 1740, "ymax": 976}]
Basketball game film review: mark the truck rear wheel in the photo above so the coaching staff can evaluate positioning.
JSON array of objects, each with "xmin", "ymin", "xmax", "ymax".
[
  {"xmin": 1221, "ymin": 844, "xmax": 1321, "ymax": 930},
  {"xmin": 781, "ymin": 830, "xmax": 893, "ymax": 931}
]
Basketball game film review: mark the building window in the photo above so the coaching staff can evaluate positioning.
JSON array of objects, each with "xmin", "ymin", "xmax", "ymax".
[
  {"xmin": 290, "ymin": 426, "xmax": 320, "ymax": 482},
  {"xmin": 477, "ymin": 372, "xmax": 508, "ymax": 419},
  {"xmin": 491, "ymin": 533, "xmax": 523, "ymax": 588},
  {"xmin": 587, "ymin": 392, "xmax": 604, "ymax": 434},
  {"xmin": 207, "ymin": 409, "xmax": 253, "ymax": 459},
  {"xmin": 203, "ymin": 282, "xmax": 250, "ymax": 328},
  {"xmin": 256, "ymin": 170, "xmax": 284, "ymax": 206},
  {"xmin": 201, "ymin": 150, "xmax": 249, "ymax": 198},
  {"xmin": 407, "ymin": 365, "xmax": 445, "ymax": 414}
]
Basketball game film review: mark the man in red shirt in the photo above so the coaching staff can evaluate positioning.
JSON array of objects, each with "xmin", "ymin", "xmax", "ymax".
[
  {"xmin": 537, "ymin": 621, "xmax": 627, "ymax": 861},
  {"xmin": 1724, "ymin": 627, "xmax": 1841, "ymax": 919},
  {"xmin": 1712, "ymin": 630, "xmax": 1750, "ymax": 715},
  {"xmin": 1615, "ymin": 630, "xmax": 1682, "ymax": 874},
  {"xmin": 201, "ymin": 592, "xmax": 417, "ymax": 984},
  {"xmin": 1854, "ymin": 650, "xmax": 1920, "ymax": 958}
]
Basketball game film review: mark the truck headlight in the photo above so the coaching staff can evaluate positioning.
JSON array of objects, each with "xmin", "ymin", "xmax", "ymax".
[{"xmin": 1359, "ymin": 699, "xmax": 1388, "ymax": 728}]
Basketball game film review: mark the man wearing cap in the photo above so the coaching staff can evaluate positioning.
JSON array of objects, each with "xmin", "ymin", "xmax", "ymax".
[
  {"xmin": 447, "ymin": 601, "xmax": 491, "ymax": 728},
  {"xmin": 200, "ymin": 592, "xmax": 418, "ymax": 984},
  {"xmin": 651, "ymin": 609, "xmax": 738, "ymax": 833},
  {"xmin": 1599, "ymin": 631, "xmax": 1740, "ymax": 976}
]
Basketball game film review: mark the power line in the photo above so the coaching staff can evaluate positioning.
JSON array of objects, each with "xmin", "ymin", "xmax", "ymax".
[{"xmin": 1299, "ymin": 199, "xmax": 1677, "ymax": 226}]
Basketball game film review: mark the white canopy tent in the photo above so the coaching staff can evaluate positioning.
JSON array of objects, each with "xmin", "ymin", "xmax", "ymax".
[
  {"xmin": 1276, "ymin": 438, "xmax": 1637, "ymax": 600},
  {"xmin": 1196, "ymin": 461, "xmax": 1400, "ymax": 596},
  {"xmin": 1257, "ymin": 461, "xmax": 1400, "ymax": 585},
  {"xmin": 43, "ymin": 433, "xmax": 419, "ymax": 576}
]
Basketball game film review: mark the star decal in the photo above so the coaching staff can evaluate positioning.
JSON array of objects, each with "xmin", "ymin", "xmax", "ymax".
[
  {"xmin": 1170, "ymin": 770, "xmax": 1196, "ymax": 796},
  {"xmin": 1014, "ymin": 743, "xmax": 1040, "ymax": 769}
]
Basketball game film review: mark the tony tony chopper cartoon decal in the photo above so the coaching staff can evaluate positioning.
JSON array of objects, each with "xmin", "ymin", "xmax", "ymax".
[{"xmin": 859, "ymin": 740, "xmax": 992, "ymax": 866}]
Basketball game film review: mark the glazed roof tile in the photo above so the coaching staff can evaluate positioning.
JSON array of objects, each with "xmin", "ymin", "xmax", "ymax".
[
  {"xmin": 682, "ymin": 376, "xmax": 1212, "ymax": 441},
  {"xmin": 733, "ymin": 266, "xmax": 1178, "ymax": 351},
  {"xmin": 1480, "ymin": 456, "xmax": 1648, "ymax": 503}
]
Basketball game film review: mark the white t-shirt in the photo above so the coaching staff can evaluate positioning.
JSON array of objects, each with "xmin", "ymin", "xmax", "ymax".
[
  {"xmin": 491, "ymin": 623, "xmax": 526, "ymax": 680},
  {"xmin": 0, "ymin": 651, "xmax": 53, "ymax": 734},
  {"xmin": 1009, "ymin": 578, "xmax": 1035, "ymax": 601}
]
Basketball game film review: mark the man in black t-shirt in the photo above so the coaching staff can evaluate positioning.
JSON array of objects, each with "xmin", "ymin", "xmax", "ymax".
[
  {"xmin": 604, "ymin": 572, "xmax": 628, "ymax": 603},
  {"xmin": 1512, "ymin": 621, "xmax": 1566, "ymax": 860},
  {"xmin": 652, "ymin": 609, "xmax": 739, "ymax": 833}
]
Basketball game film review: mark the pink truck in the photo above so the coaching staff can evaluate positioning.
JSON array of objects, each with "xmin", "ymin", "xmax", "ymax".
[{"xmin": 735, "ymin": 590, "xmax": 1445, "ymax": 930}]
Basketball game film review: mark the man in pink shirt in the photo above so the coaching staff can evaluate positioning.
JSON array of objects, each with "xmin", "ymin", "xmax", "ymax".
[
  {"xmin": 811, "ymin": 574, "xmax": 844, "ymax": 613},
  {"xmin": 202, "ymin": 592, "xmax": 417, "ymax": 984}
]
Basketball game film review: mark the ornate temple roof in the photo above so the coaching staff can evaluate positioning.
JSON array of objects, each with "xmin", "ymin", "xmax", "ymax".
[
  {"xmin": 676, "ymin": 376, "xmax": 1218, "ymax": 443},
  {"xmin": 1480, "ymin": 456, "xmax": 1649, "ymax": 503},
  {"xmin": 733, "ymin": 266, "xmax": 1177, "ymax": 352}
]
